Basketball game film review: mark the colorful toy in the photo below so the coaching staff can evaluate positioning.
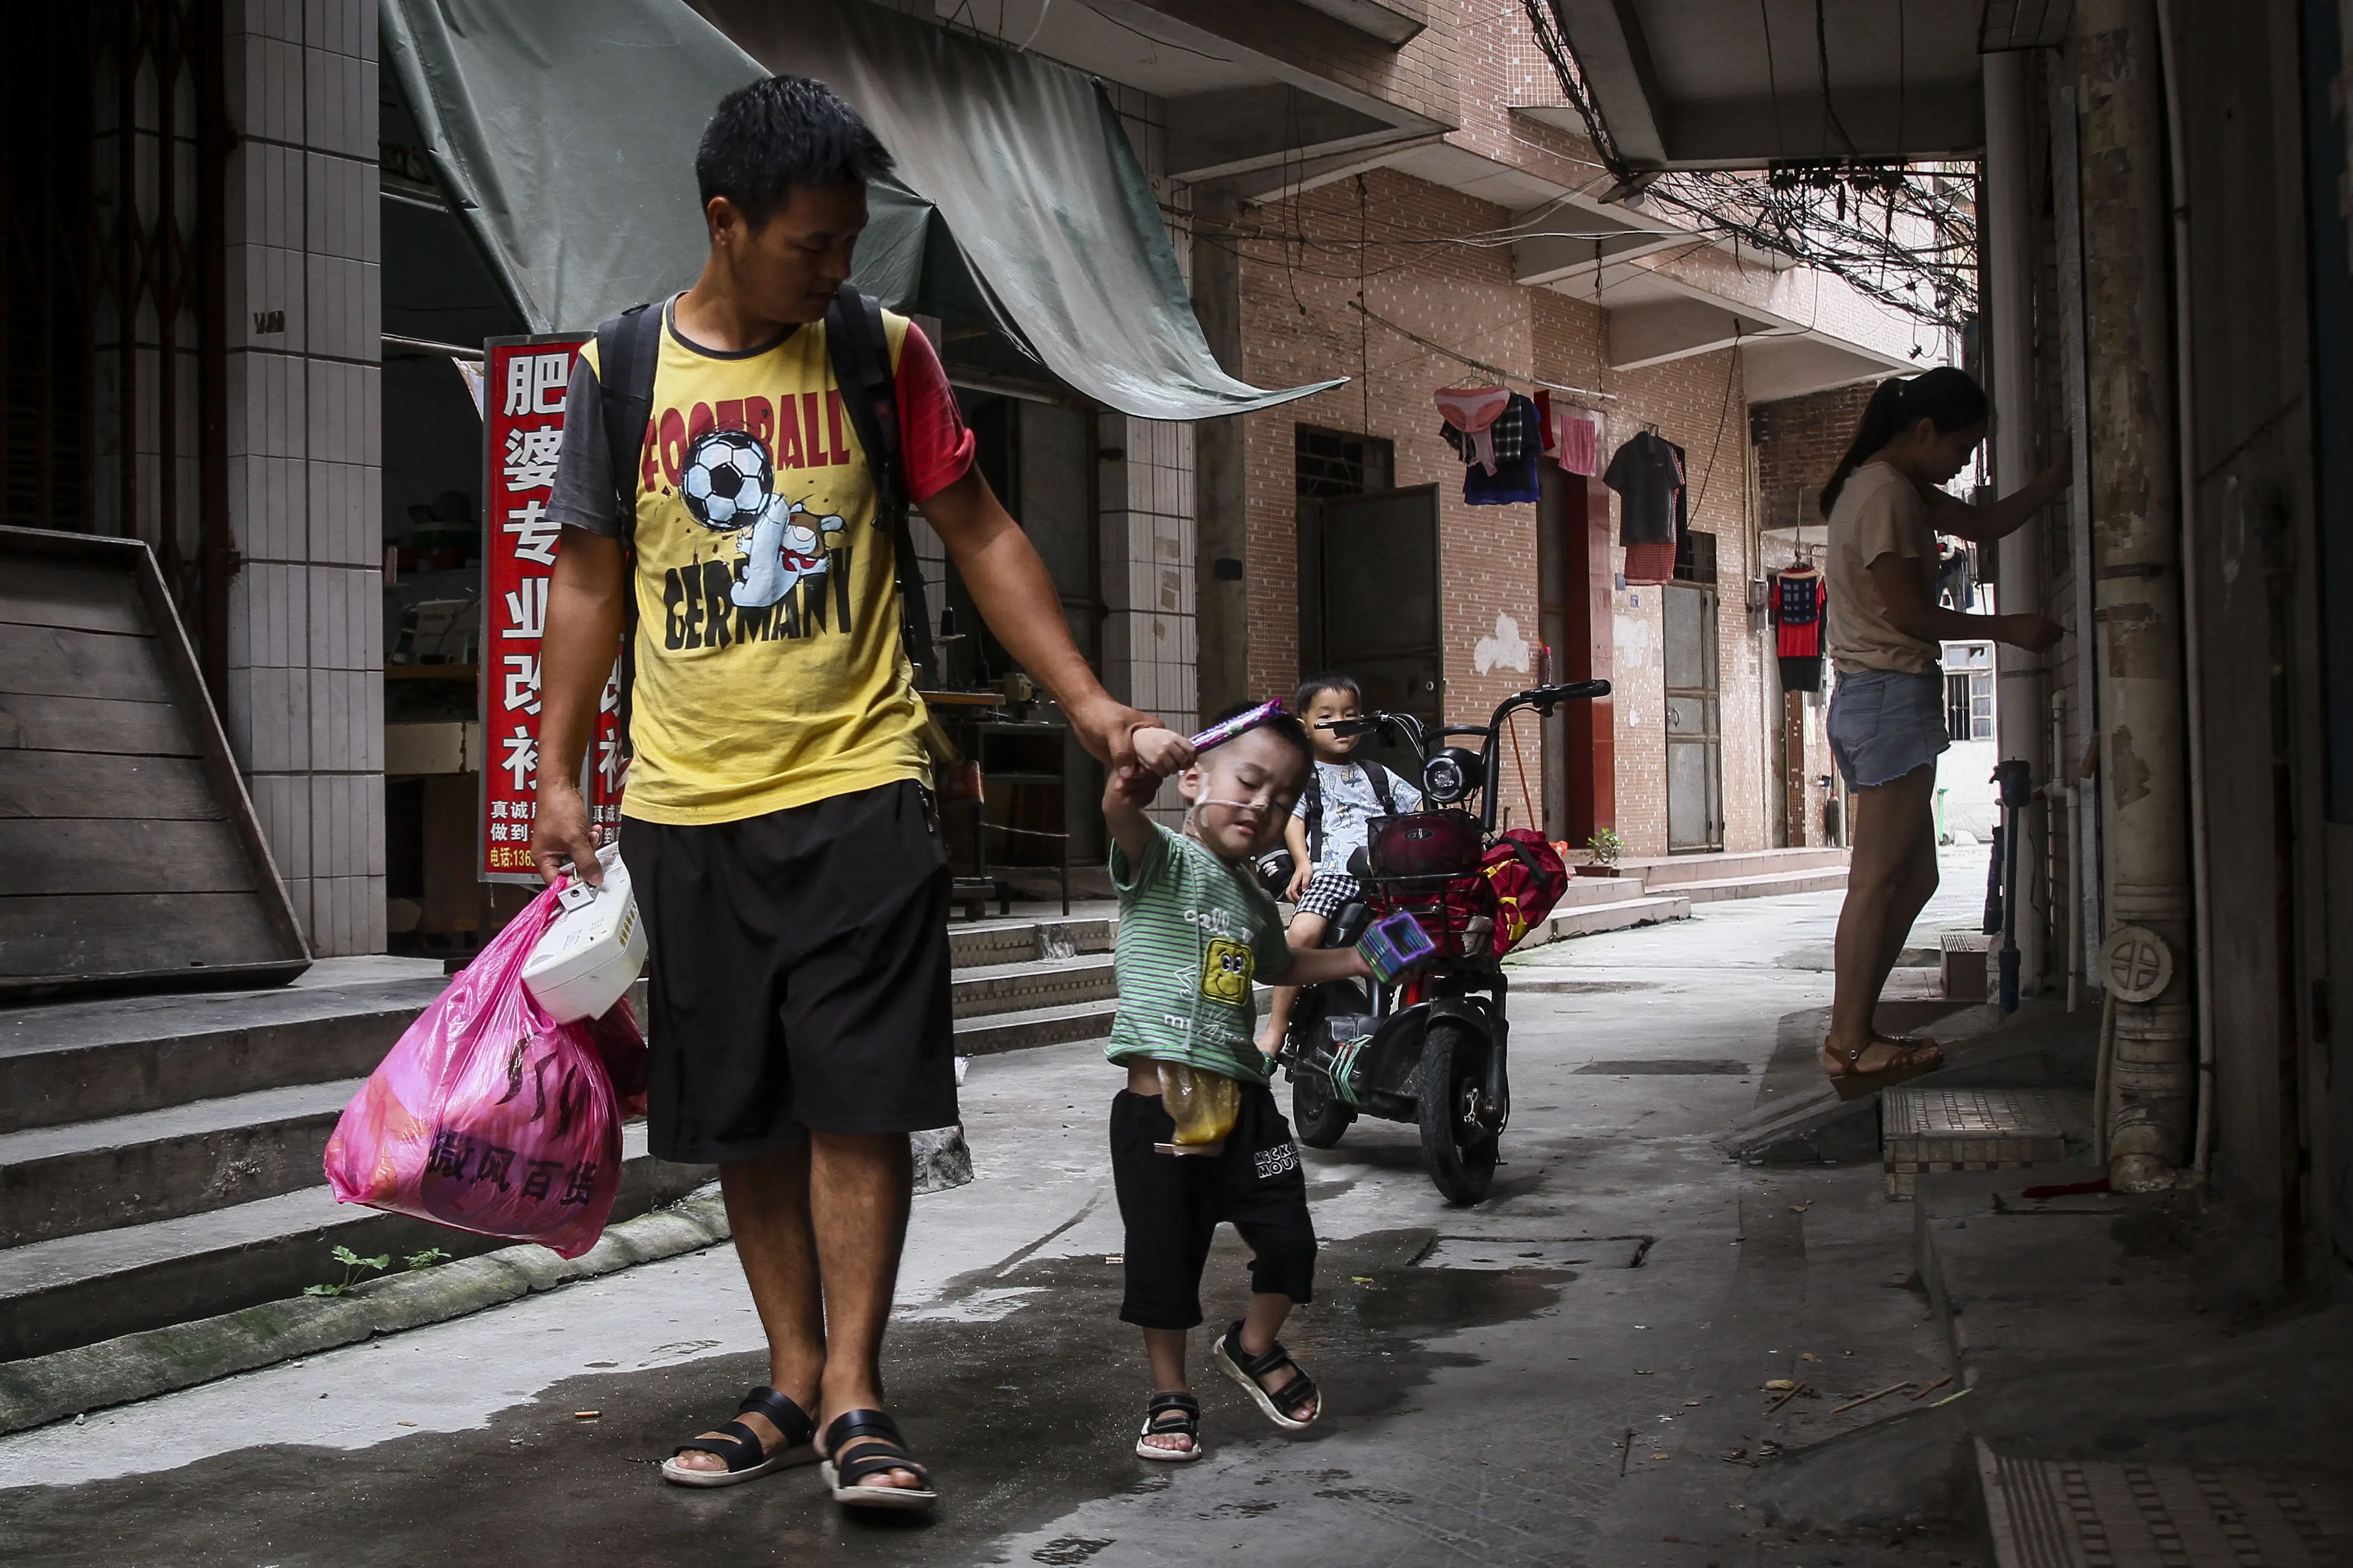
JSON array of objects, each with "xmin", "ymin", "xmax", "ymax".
[
  {"xmin": 1186, "ymin": 698, "xmax": 1286, "ymax": 754},
  {"xmin": 1357, "ymin": 908, "xmax": 1438, "ymax": 985}
]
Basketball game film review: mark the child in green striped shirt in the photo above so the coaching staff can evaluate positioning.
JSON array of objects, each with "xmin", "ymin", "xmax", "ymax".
[{"xmin": 1102, "ymin": 705, "xmax": 1373, "ymax": 1463}]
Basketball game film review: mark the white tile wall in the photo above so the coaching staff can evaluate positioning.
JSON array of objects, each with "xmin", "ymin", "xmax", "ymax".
[{"xmin": 220, "ymin": 0, "xmax": 385, "ymax": 955}]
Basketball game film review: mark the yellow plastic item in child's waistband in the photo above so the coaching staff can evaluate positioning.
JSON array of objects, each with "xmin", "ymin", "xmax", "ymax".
[{"xmin": 1157, "ymin": 1062, "xmax": 1240, "ymax": 1156}]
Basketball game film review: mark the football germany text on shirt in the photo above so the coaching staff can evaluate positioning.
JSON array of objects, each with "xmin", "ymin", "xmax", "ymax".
[{"xmin": 549, "ymin": 298, "xmax": 975, "ymax": 825}]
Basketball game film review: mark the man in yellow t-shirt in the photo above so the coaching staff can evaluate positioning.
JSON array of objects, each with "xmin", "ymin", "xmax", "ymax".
[{"xmin": 531, "ymin": 76, "xmax": 1176, "ymax": 1510}]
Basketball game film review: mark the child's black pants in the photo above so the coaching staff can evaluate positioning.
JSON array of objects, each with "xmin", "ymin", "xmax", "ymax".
[{"xmin": 1109, "ymin": 1079, "xmax": 1317, "ymax": 1329}]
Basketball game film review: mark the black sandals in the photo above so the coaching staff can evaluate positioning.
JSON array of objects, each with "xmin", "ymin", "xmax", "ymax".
[
  {"xmin": 1212, "ymin": 1321, "xmax": 1321, "ymax": 1431},
  {"xmin": 659, "ymin": 1386, "xmax": 818, "ymax": 1488},
  {"xmin": 819, "ymin": 1408, "xmax": 939, "ymax": 1511},
  {"xmin": 1134, "ymin": 1391, "xmax": 1204, "ymax": 1462}
]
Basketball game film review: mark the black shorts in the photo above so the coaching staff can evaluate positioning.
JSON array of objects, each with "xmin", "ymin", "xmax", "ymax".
[
  {"xmin": 1109, "ymin": 1080, "xmax": 1316, "ymax": 1330},
  {"xmin": 618, "ymin": 780, "xmax": 957, "ymax": 1164}
]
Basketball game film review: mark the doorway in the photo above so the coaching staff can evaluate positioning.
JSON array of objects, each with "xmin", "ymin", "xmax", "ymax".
[
  {"xmin": 1664, "ymin": 583, "xmax": 1724, "ymax": 852},
  {"xmin": 1300, "ymin": 485, "xmax": 1441, "ymax": 780},
  {"xmin": 1538, "ymin": 461, "xmax": 1615, "ymax": 846}
]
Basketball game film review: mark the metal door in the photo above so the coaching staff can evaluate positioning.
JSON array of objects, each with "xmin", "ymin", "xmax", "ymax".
[
  {"xmin": 1313, "ymin": 486, "xmax": 1441, "ymax": 774},
  {"xmin": 1664, "ymin": 583, "xmax": 1722, "ymax": 851}
]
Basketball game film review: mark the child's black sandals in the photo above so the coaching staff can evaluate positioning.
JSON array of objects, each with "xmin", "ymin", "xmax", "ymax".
[
  {"xmin": 1213, "ymin": 1321, "xmax": 1321, "ymax": 1431},
  {"xmin": 1135, "ymin": 1392, "xmax": 1204, "ymax": 1462}
]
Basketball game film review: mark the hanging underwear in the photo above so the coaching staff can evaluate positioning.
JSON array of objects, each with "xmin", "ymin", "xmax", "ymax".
[{"xmin": 1435, "ymin": 386, "xmax": 1511, "ymax": 474}]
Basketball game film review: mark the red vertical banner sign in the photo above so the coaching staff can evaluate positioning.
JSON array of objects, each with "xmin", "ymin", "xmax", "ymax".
[{"xmin": 480, "ymin": 332, "xmax": 608, "ymax": 883}]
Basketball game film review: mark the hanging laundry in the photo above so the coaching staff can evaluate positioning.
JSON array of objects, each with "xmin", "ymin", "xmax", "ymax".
[
  {"xmin": 1443, "ymin": 394, "xmax": 1542, "ymax": 505},
  {"xmin": 1623, "ymin": 541, "xmax": 1677, "ymax": 586},
  {"xmin": 1670, "ymin": 440, "xmax": 1691, "ymax": 539},
  {"xmin": 1603, "ymin": 429, "xmax": 1683, "ymax": 545},
  {"xmin": 1533, "ymin": 391, "xmax": 1600, "ymax": 476},
  {"xmin": 1772, "ymin": 562, "xmax": 1826, "ymax": 694},
  {"xmin": 1434, "ymin": 386, "xmax": 1510, "ymax": 473},
  {"xmin": 1937, "ymin": 541, "xmax": 1975, "ymax": 610}
]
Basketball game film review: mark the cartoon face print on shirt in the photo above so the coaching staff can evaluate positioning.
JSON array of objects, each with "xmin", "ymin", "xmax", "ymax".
[
  {"xmin": 1201, "ymin": 937, "xmax": 1253, "ymax": 1005},
  {"xmin": 677, "ymin": 428, "xmax": 847, "ymax": 611}
]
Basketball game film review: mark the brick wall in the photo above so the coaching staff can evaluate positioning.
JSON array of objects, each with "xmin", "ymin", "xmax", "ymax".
[
  {"xmin": 1753, "ymin": 380, "xmax": 1881, "ymax": 501},
  {"xmin": 1227, "ymin": 167, "xmax": 1777, "ymax": 856}
]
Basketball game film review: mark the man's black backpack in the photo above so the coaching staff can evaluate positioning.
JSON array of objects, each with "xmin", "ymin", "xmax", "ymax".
[{"xmin": 589, "ymin": 290, "xmax": 937, "ymax": 757}]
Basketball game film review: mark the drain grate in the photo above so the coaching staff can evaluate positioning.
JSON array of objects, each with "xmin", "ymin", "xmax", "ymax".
[
  {"xmin": 1416, "ymin": 1234, "xmax": 1653, "ymax": 1270},
  {"xmin": 1979, "ymin": 1441, "xmax": 2352, "ymax": 1566},
  {"xmin": 1575, "ymin": 1059, "xmax": 1753, "ymax": 1075}
]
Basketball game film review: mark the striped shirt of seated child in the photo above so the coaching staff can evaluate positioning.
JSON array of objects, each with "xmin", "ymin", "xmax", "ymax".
[{"xmin": 1100, "ymin": 704, "xmax": 1372, "ymax": 1462}]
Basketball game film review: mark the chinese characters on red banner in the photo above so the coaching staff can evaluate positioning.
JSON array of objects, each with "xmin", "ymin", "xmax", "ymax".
[{"xmin": 480, "ymin": 335, "xmax": 623, "ymax": 881}]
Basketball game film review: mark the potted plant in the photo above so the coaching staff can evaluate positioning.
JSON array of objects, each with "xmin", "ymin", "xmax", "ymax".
[{"xmin": 1579, "ymin": 827, "xmax": 1625, "ymax": 877}]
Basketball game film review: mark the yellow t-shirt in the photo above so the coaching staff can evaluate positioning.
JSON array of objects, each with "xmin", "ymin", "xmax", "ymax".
[
  {"xmin": 1825, "ymin": 460, "xmax": 1942, "ymax": 676},
  {"xmin": 576, "ymin": 311, "xmax": 931, "ymax": 824}
]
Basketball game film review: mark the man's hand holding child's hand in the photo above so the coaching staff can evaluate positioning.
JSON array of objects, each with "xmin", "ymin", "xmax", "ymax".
[
  {"xmin": 1130, "ymin": 727, "xmax": 1194, "ymax": 776},
  {"xmin": 1111, "ymin": 726, "xmax": 1194, "ymax": 807}
]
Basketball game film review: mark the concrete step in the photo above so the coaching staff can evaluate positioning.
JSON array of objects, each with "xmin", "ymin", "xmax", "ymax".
[
  {"xmin": 0, "ymin": 1124, "xmax": 713, "ymax": 1363},
  {"xmin": 1615, "ymin": 847, "xmax": 1850, "ymax": 887},
  {"xmin": 1673, "ymin": 866, "xmax": 1851, "ymax": 903},
  {"xmin": 946, "ymin": 913, "xmax": 1116, "ymax": 969},
  {"xmin": 2, "ymin": 969, "xmax": 1127, "ymax": 1251},
  {"xmin": 0, "ymin": 974, "xmax": 446, "ymax": 1136},
  {"xmin": 1717, "ymin": 998, "xmax": 2096, "ymax": 1166},
  {"xmin": 1553, "ymin": 892, "xmax": 1691, "ymax": 937},
  {"xmin": 1526, "ymin": 894, "xmax": 1692, "ymax": 947},
  {"xmin": 0, "ymin": 925, "xmax": 1120, "ymax": 1144},
  {"xmin": 1553, "ymin": 874, "xmax": 1651, "ymax": 908},
  {"xmin": 950, "ymin": 953, "xmax": 1117, "ymax": 1020},
  {"xmin": 0, "ymin": 1079, "xmax": 362, "ymax": 1249},
  {"xmin": 954, "ymin": 997, "xmax": 1118, "ymax": 1057},
  {"xmin": 1880, "ymin": 1084, "xmax": 2082, "ymax": 1200}
]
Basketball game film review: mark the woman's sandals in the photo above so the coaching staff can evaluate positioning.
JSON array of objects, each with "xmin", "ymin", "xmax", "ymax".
[
  {"xmin": 660, "ymin": 1387, "xmax": 817, "ymax": 1488},
  {"xmin": 1135, "ymin": 1392, "xmax": 1204, "ymax": 1462},
  {"xmin": 1212, "ymin": 1321, "xmax": 1321, "ymax": 1431},
  {"xmin": 819, "ymin": 1408, "xmax": 938, "ymax": 1511},
  {"xmin": 1822, "ymin": 1035, "xmax": 1943, "ymax": 1083}
]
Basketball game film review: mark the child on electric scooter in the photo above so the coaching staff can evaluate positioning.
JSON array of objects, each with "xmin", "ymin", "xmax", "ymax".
[
  {"xmin": 1101, "ymin": 703, "xmax": 1375, "ymax": 1463},
  {"xmin": 1255, "ymin": 674, "xmax": 1425, "ymax": 1056}
]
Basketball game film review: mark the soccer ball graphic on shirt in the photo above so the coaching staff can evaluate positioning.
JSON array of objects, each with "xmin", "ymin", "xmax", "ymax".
[{"xmin": 677, "ymin": 428, "xmax": 774, "ymax": 530}]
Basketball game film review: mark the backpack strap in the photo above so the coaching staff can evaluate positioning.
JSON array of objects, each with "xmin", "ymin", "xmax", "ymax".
[
  {"xmin": 1303, "ymin": 766, "xmax": 1325, "ymax": 868},
  {"xmin": 825, "ymin": 288, "xmax": 937, "ymax": 686},
  {"xmin": 1364, "ymin": 760, "xmax": 1397, "ymax": 816},
  {"xmin": 592, "ymin": 300, "xmax": 662, "ymax": 760}
]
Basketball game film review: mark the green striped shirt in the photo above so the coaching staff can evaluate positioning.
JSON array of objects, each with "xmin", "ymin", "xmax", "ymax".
[{"xmin": 1105, "ymin": 824, "xmax": 1296, "ymax": 1084}]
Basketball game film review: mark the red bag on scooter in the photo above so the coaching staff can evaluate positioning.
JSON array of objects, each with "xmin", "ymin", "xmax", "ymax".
[{"xmin": 1481, "ymin": 829, "xmax": 1568, "ymax": 954}]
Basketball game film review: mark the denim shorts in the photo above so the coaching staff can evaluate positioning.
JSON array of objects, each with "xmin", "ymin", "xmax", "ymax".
[{"xmin": 1826, "ymin": 668, "xmax": 1949, "ymax": 788}]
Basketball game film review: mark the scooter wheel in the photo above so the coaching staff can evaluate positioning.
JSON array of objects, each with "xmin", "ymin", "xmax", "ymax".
[
  {"xmin": 1292, "ymin": 1065, "xmax": 1355, "ymax": 1149},
  {"xmin": 1418, "ymin": 1019, "xmax": 1499, "ymax": 1205}
]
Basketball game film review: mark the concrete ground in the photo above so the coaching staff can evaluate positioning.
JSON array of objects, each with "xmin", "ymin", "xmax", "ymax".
[{"xmin": 0, "ymin": 853, "xmax": 2000, "ymax": 1567}]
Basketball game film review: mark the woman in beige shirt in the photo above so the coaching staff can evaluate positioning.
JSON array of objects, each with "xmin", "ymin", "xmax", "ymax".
[{"xmin": 1818, "ymin": 369, "xmax": 2068, "ymax": 1082}]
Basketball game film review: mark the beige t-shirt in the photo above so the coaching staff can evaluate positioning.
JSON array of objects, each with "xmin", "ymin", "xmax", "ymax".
[{"xmin": 1825, "ymin": 461, "xmax": 1942, "ymax": 676}]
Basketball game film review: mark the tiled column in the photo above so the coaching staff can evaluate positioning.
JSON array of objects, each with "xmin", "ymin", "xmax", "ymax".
[
  {"xmin": 219, "ymin": 0, "xmax": 386, "ymax": 957},
  {"xmin": 1098, "ymin": 414, "xmax": 1198, "ymax": 819}
]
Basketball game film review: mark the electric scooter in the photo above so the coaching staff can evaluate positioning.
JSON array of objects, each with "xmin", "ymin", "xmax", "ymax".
[{"xmin": 1273, "ymin": 680, "xmax": 1610, "ymax": 1205}]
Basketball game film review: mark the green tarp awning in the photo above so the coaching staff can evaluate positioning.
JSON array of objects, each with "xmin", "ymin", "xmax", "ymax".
[{"xmin": 381, "ymin": 0, "xmax": 1337, "ymax": 420}]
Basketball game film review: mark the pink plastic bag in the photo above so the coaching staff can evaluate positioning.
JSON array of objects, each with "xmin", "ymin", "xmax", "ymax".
[{"xmin": 322, "ymin": 882, "xmax": 646, "ymax": 1258}]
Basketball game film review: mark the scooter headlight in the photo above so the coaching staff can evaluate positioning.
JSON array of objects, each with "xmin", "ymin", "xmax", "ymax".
[{"xmin": 1422, "ymin": 747, "xmax": 1483, "ymax": 805}]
